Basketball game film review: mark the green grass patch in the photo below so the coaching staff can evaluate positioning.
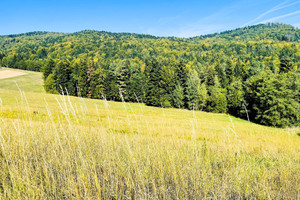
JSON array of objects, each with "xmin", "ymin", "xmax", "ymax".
[
  {"xmin": 0, "ymin": 68, "xmax": 299, "ymax": 199},
  {"xmin": 0, "ymin": 67, "xmax": 44, "ymax": 93}
]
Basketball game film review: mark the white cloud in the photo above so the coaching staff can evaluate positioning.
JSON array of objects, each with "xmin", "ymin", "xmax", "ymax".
[
  {"xmin": 243, "ymin": 0, "xmax": 300, "ymax": 26},
  {"xmin": 172, "ymin": 2, "xmax": 241, "ymax": 37},
  {"xmin": 292, "ymin": 23, "xmax": 300, "ymax": 27},
  {"xmin": 258, "ymin": 10, "xmax": 300, "ymax": 24}
]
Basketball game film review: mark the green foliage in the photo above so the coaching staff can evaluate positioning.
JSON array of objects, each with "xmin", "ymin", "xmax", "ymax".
[
  {"xmin": 173, "ymin": 84, "xmax": 184, "ymax": 108},
  {"xmin": 185, "ymin": 70, "xmax": 202, "ymax": 110},
  {"xmin": 197, "ymin": 23, "xmax": 300, "ymax": 42},
  {"xmin": 227, "ymin": 80, "xmax": 244, "ymax": 116},
  {"xmin": 53, "ymin": 60, "xmax": 72, "ymax": 94},
  {"xmin": 145, "ymin": 60, "xmax": 161, "ymax": 106},
  {"xmin": 42, "ymin": 59, "xmax": 55, "ymax": 80},
  {"xmin": 90, "ymin": 67, "xmax": 105, "ymax": 99},
  {"xmin": 245, "ymin": 71, "xmax": 300, "ymax": 127},
  {"xmin": 206, "ymin": 76, "xmax": 227, "ymax": 113},
  {"xmin": 44, "ymin": 74, "xmax": 58, "ymax": 94},
  {"xmin": 1, "ymin": 23, "xmax": 300, "ymax": 126},
  {"xmin": 115, "ymin": 60, "xmax": 130, "ymax": 101}
]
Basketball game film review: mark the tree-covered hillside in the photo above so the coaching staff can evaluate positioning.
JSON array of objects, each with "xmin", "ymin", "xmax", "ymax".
[
  {"xmin": 193, "ymin": 23, "xmax": 300, "ymax": 42},
  {"xmin": 0, "ymin": 23, "xmax": 299, "ymax": 127}
]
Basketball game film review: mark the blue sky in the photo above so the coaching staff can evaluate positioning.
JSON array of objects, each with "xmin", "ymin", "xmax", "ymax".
[{"xmin": 1, "ymin": 0, "xmax": 300, "ymax": 37}]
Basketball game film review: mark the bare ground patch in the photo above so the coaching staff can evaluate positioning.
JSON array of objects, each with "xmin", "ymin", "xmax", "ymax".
[{"xmin": 0, "ymin": 70, "xmax": 27, "ymax": 79}]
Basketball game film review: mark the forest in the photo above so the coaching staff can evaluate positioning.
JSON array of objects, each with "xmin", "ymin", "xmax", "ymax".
[{"xmin": 0, "ymin": 23, "xmax": 299, "ymax": 127}]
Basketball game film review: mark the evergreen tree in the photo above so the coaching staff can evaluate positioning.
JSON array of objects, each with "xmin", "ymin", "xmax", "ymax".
[
  {"xmin": 227, "ymin": 79, "xmax": 244, "ymax": 117},
  {"xmin": 53, "ymin": 60, "xmax": 72, "ymax": 94},
  {"xmin": 198, "ymin": 83, "xmax": 207, "ymax": 110},
  {"xmin": 185, "ymin": 70, "xmax": 201, "ymax": 110},
  {"xmin": 44, "ymin": 74, "xmax": 58, "ymax": 94},
  {"xmin": 104, "ymin": 68, "xmax": 119, "ymax": 101},
  {"xmin": 245, "ymin": 71, "xmax": 299, "ymax": 127},
  {"xmin": 87, "ymin": 61, "xmax": 95, "ymax": 98},
  {"xmin": 173, "ymin": 84, "xmax": 184, "ymax": 108},
  {"xmin": 128, "ymin": 63, "xmax": 145, "ymax": 102},
  {"xmin": 90, "ymin": 67, "xmax": 105, "ymax": 99},
  {"xmin": 206, "ymin": 76, "xmax": 227, "ymax": 113},
  {"xmin": 77, "ymin": 60, "xmax": 88, "ymax": 97},
  {"xmin": 42, "ymin": 59, "xmax": 55, "ymax": 80},
  {"xmin": 115, "ymin": 60, "xmax": 130, "ymax": 101},
  {"xmin": 144, "ymin": 59, "xmax": 161, "ymax": 106},
  {"xmin": 159, "ymin": 65, "xmax": 176, "ymax": 108}
]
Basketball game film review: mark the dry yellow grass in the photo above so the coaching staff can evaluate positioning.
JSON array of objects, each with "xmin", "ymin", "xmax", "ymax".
[
  {"xmin": 0, "ymin": 69, "xmax": 27, "ymax": 79},
  {"xmin": 0, "ymin": 69, "xmax": 299, "ymax": 199}
]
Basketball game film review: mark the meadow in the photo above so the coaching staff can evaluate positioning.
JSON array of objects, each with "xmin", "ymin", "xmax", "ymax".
[{"xmin": 0, "ymin": 68, "xmax": 299, "ymax": 199}]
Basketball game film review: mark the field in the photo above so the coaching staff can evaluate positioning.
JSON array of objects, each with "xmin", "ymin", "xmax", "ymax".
[
  {"xmin": 0, "ymin": 67, "xmax": 44, "ymax": 93},
  {"xmin": 0, "ymin": 69, "xmax": 26, "ymax": 80},
  {"xmin": 0, "ymin": 68, "xmax": 299, "ymax": 199}
]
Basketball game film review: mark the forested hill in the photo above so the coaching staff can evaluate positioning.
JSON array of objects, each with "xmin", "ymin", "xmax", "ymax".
[
  {"xmin": 0, "ymin": 23, "xmax": 299, "ymax": 127},
  {"xmin": 192, "ymin": 23, "xmax": 300, "ymax": 42}
]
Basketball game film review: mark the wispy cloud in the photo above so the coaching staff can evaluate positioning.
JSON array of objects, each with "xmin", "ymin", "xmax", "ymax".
[
  {"xmin": 243, "ymin": 0, "xmax": 300, "ymax": 26},
  {"xmin": 259, "ymin": 10, "xmax": 300, "ymax": 24},
  {"xmin": 174, "ymin": 2, "xmax": 243, "ymax": 38},
  {"xmin": 141, "ymin": 0, "xmax": 300, "ymax": 38},
  {"xmin": 292, "ymin": 23, "xmax": 300, "ymax": 27}
]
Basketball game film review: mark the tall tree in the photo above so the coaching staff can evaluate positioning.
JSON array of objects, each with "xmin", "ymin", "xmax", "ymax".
[
  {"xmin": 42, "ymin": 59, "xmax": 56, "ymax": 80},
  {"xmin": 185, "ymin": 70, "xmax": 202, "ymax": 110},
  {"xmin": 53, "ymin": 60, "xmax": 72, "ymax": 94},
  {"xmin": 144, "ymin": 59, "xmax": 161, "ymax": 106},
  {"xmin": 115, "ymin": 60, "xmax": 130, "ymax": 101},
  {"xmin": 206, "ymin": 75, "xmax": 227, "ymax": 113},
  {"xmin": 245, "ymin": 70, "xmax": 299, "ymax": 127},
  {"xmin": 227, "ymin": 79, "xmax": 244, "ymax": 117}
]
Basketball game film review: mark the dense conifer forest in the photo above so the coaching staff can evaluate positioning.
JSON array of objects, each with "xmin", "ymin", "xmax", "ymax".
[{"xmin": 0, "ymin": 23, "xmax": 299, "ymax": 127}]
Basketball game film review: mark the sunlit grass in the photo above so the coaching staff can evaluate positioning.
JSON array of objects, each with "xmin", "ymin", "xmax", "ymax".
[
  {"xmin": 0, "ymin": 67, "xmax": 44, "ymax": 93},
  {"xmin": 0, "ymin": 69, "xmax": 299, "ymax": 199}
]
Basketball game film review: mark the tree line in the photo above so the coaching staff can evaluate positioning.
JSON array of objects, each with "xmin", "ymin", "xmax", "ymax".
[{"xmin": 0, "ymin": 23, "xmax": 299, "ymax": 127}]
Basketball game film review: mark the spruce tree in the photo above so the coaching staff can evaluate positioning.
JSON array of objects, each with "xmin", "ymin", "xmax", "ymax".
[
  {"xmin": 78, "ymin": 60, "xmax": 88, "ymax": 97},
  {"xmin": 173, "ymin": 84, "xmax": 184, "ymax": 108},
  {"xmin": 42, "ymin": 59, "xmax": 55, "ymax": 80},
  {"xmin": 115, "ymin": 60, "xmax": 130, "ymax": 101},
  {"xmin": 206, "ymin": 75, "xmax": 227, "ymax": 113},
  {"xmin": 185, "ymin": 70, "xmax": 201, "ymax": 110},
  {"xmin": 227, "ymin": 79, "xmax": 244, "ymax": 117},
  {"xmin": 145, "ymin": 59, "xmax": 161, "ymax": 106}
]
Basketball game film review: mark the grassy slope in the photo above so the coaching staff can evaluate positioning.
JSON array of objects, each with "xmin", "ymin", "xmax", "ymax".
[
  {"xmin": 0, "ymin": 67, "xmax": 44, "ymax": 93},
  {"xmin": 0, "ymin": 69, "xmax": 299, "ymax": 199}
]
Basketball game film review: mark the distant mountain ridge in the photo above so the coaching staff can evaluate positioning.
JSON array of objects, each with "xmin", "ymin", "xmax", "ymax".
[
  {"xmin": 1, "ymin": 23, "xmax": 299, "ymax": 41},
  {"xmin": 192, "ymin": 23, "xmax": 300, "ymax": 42}
]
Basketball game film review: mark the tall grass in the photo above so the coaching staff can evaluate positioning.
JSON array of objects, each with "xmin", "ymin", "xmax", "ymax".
[{"xmin": 0, "ymin": 87, "xmax": 299, "ymax": 199}]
